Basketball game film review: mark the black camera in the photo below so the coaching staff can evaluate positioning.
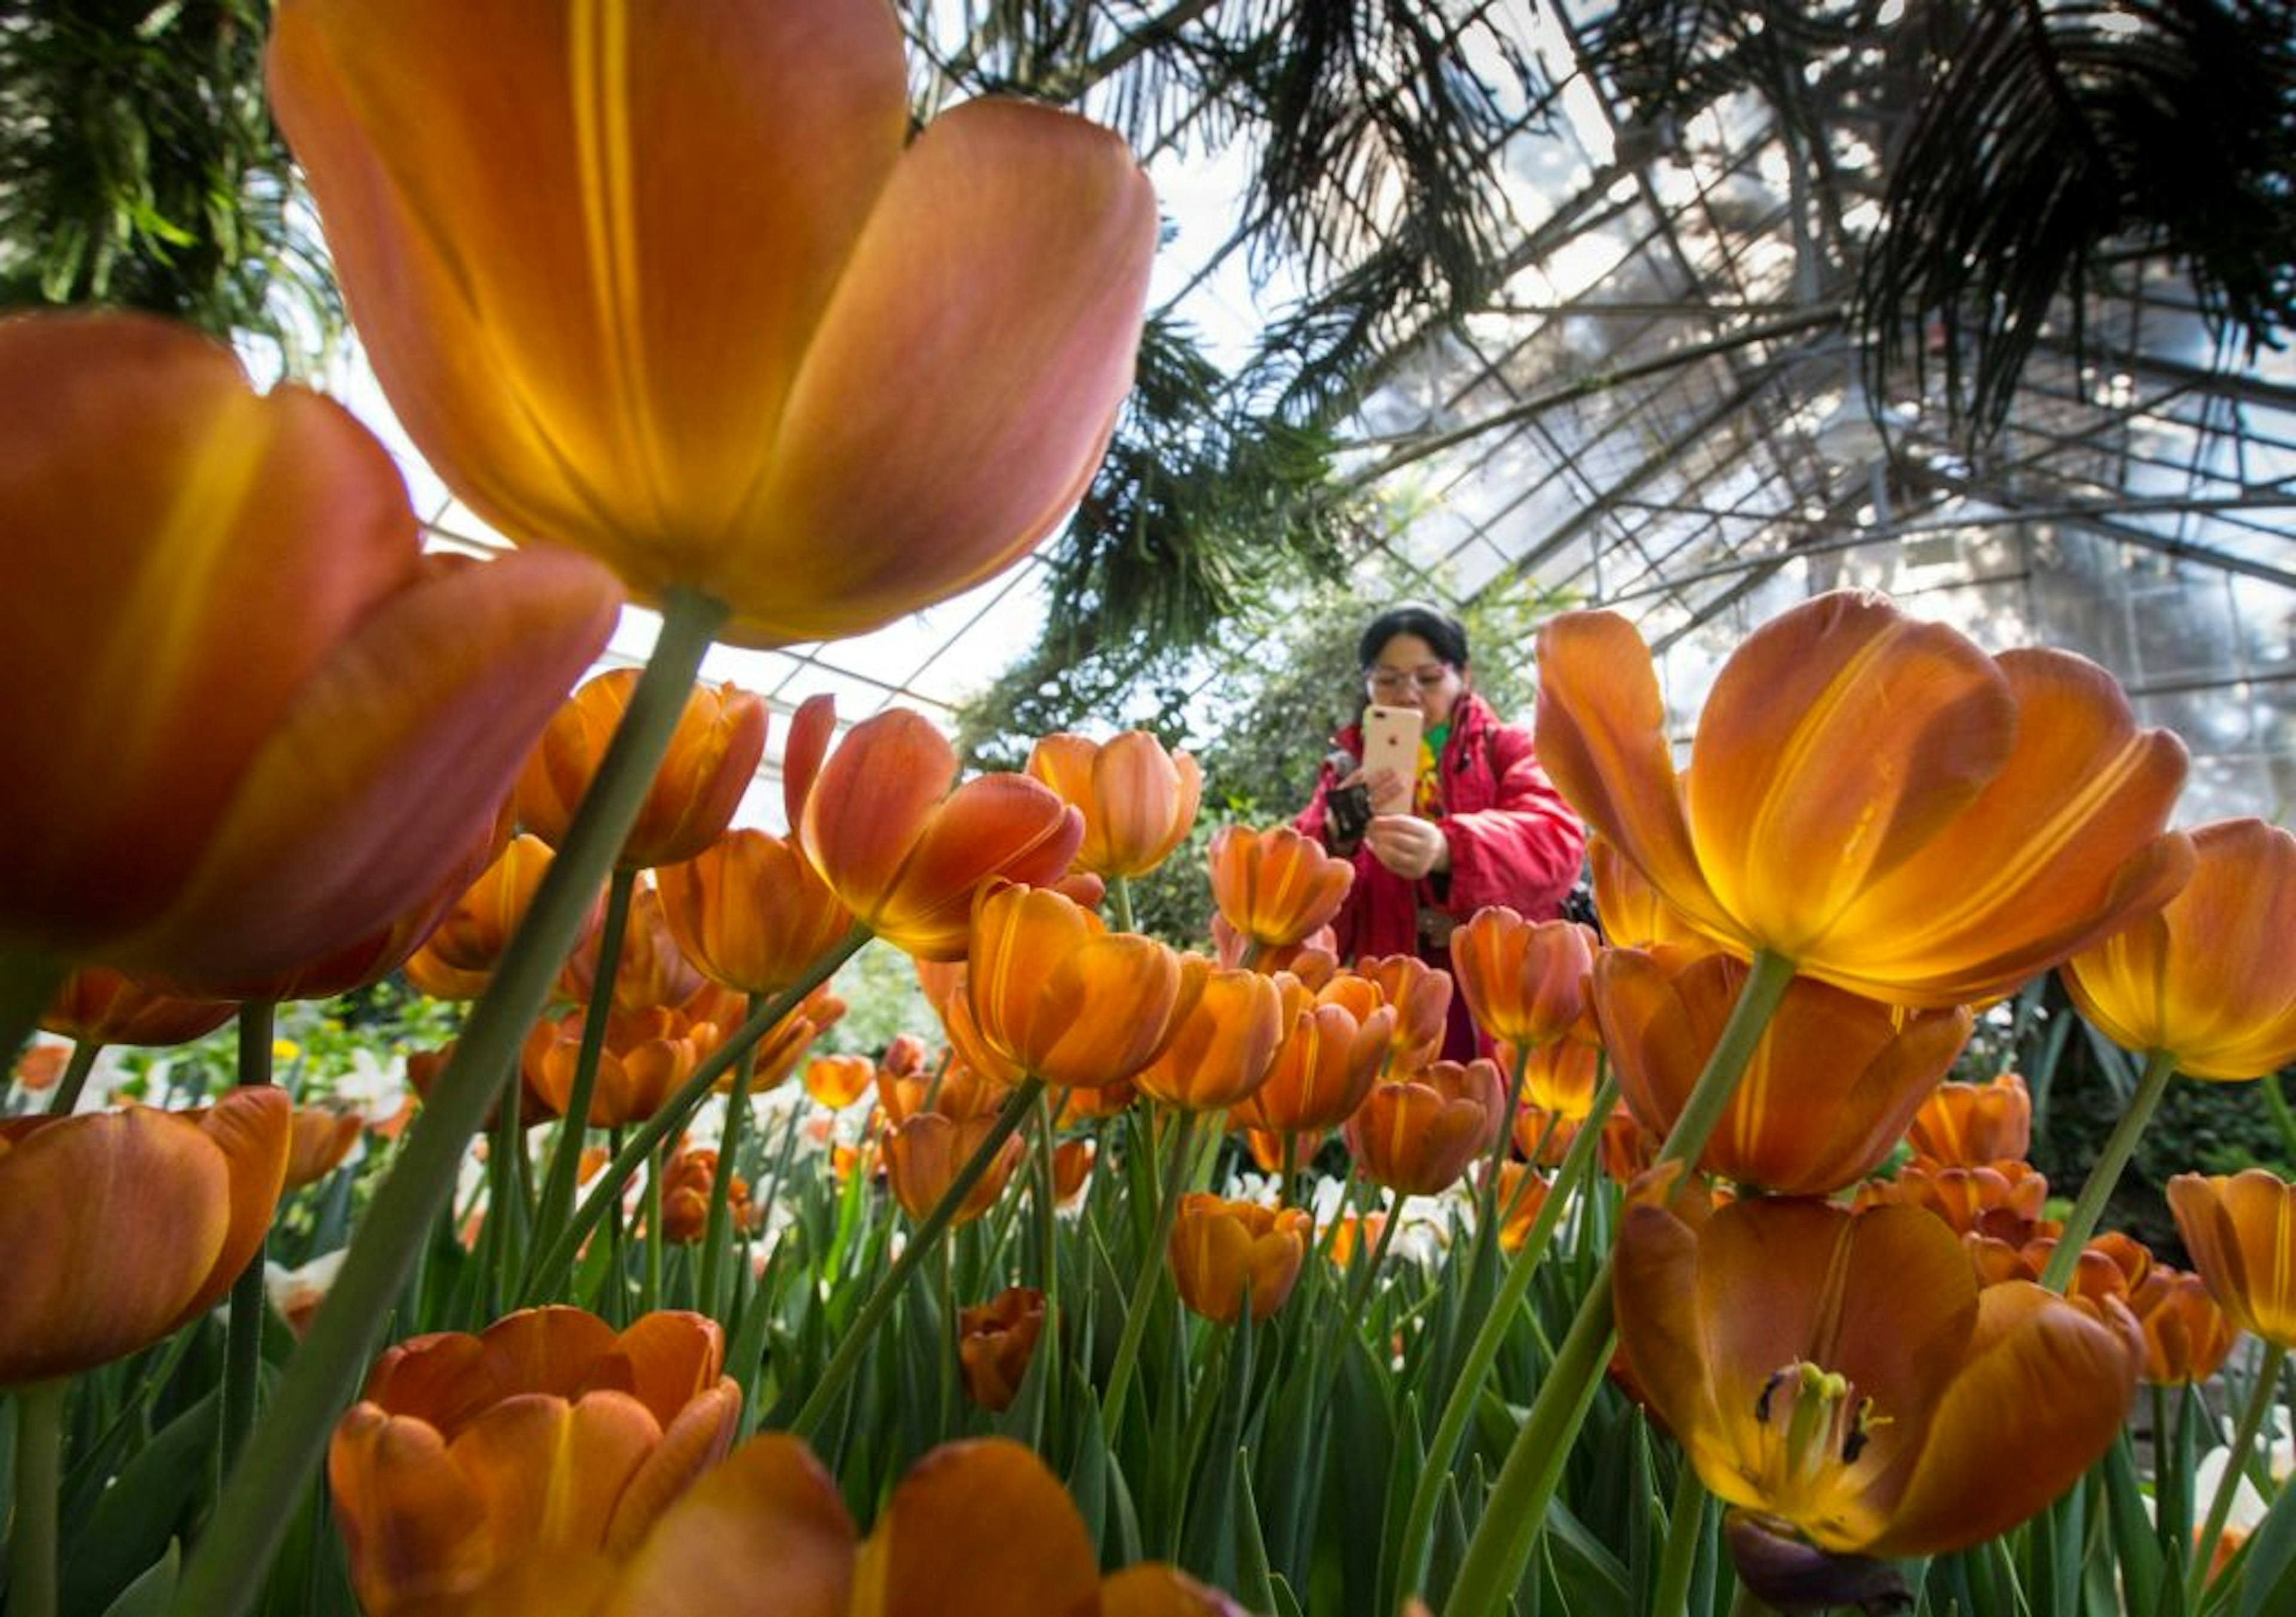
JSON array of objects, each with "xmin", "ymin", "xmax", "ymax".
[{"xmin": 1324, "ymin": 750, "xmax": 1371, "ymax": 843}]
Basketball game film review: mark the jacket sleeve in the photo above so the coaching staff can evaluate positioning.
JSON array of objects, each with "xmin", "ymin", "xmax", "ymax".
[{"xmin": 1435, "ymin": 724, "xmax": 1586, "ymax": 921}]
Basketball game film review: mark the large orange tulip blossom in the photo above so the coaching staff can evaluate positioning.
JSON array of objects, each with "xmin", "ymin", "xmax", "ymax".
[
  {"xmin": 268, "ymin": 0, "xmax": 1158, "ymax": 648},
  {"xmin": 1535, "ymin": 590, "xmax": 2192, "ymax": 1008}
]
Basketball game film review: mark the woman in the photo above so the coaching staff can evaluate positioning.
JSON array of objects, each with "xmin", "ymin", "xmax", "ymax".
[{"xmin": 1294, "ymin": 603, "xmax": 1584, "ymax": 1059}]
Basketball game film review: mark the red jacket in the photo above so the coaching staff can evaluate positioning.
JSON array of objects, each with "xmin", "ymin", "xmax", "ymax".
[{"xmin": 1293, "ymin": 691, "xmax": 1585, "ymax": 969}]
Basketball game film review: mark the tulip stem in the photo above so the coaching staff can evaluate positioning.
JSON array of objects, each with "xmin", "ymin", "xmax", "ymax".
[
  {"xmin": 1347, "ymin": 1190, "xmax": 1404, "ymax": 1316},
  {"xmin": 530, "ymin": 864, "xmax": 637, "ymax": 1267},
  {"xmin": 697, "ymin": 999, "xmax": 762, "ymax": 1318},
  {"xmin": 0, "ymin": 950, "xmax": 64, "ymax": 1084},
  {"xmin": 523, "ymin": 925, "xmax": 869, "ymax": 1301},
  {"xmin": 169, "ymin": 587, "xmax": 729, "ymax": 1617},
  {"xmin": 1031, "ymin": 1087, "xmax": 1061, "ymax": 1309},
  {"xmin": 1477, "ymin": 1036, "xmax": 1535, "ymax": 1245},
  {"xmin": 1390, "ymin": 1078, "xmax": 1618, "ymax": 1610},
  {"xmin": 1110, "ymin": 875, "xmax": 1137, "ymax": 934},
  {"xmin": 42, "ymin": 1040, "xmax": 100, "ymax": 1116},
  {"xmin": 1102, "ymin": 1106, "xmax": 1201, "ymax": 1439},
  {"xmin": 790, "ymin": 1075, "xmax": 1046, "ymax": 1438},
  {"xmin": 2191, "ymin": 1341, "xmax": 2288, "ymax": 1603},
  {"xmin": 2039, "ymin": 1046, "xmax": 2179, "ymax": 1293},
  {"xmin": 1651, "ymin": 1451, "xmax": 1710, "ymax": 1617},
  {"xmin": 8, "ymin": 1377, "xmax": 66, "ymax": 1617},
  {"xmin": 1443, "ymin": 950, "xmax": 1796, "ymax": 1617},
  {"xmin": 219, "ymin": 1003, "xmax": 275, "ymax": 1485}
]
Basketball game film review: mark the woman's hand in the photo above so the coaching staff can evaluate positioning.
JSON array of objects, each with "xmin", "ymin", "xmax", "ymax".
[
  {"xmin": 1364, "ymin": 813, "xmax": 1450, "ymax": 880},
  {"xmin": 1364, "ymin": 764, "xmax": 1410, "ymax": 814}
]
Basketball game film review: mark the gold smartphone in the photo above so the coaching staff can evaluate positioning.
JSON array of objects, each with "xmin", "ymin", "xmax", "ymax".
[{"xmin": 1360, "ymin": 703, "xmax": 1424, "ymax": 813}]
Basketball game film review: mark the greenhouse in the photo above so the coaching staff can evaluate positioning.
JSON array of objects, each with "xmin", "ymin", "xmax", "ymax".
[{"xmin": 3, "ymin": 3, "xmax": 2294, "ymax": 1616}]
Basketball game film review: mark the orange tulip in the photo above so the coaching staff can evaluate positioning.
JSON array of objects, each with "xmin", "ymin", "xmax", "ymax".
[
  {"xmin": 1168, "ymin": 1194, "xmax": 1312, "ymax": 1325},
  {"xmin": 800, "ymin": 710, "xmax": 1082, "ymax": 960},
  {"xmin": 1535, "ymin": 591, "xmax": 2192, "ymax": 1008},
  {"xmin": 1905, "ymin": 1071, "xmax": 2032, "ymax": 1167},
  {"xmin": 0, "ymin": 312, "xmax": 619, "ymax": 981},
  {"xmin": 0, "ymin": 1086, "xmax": 289, "ymax": 1384},
  {"xmin": 1594, "ymin": 945, "xmax": 1971, "ymax": 1195},
  {"xmin": 1207, "ymin": 825, "xmax": 1354, "ymax": 950},
  {"xmin": 882, "ymin": 1112, "xmax": 1022, "ymax": 1226},
  {"xmin": 399, "ymin": 1434, "xmax": 1223, "ymax": 1617},
  {"xmin": 658, "ymin": 829, "xmax": 854, "ymax": 998},
  {"xmin": 1052, "ymin": 1138, "xmax": 1097, "ymax": 1204},
  {"xmin": 405, "ymin": 834, "xmax": 600, "ymax": 1002},
  {"xmin": 957, "ymin": 1286, "xmax": 1046, "ymax": 1412},
  {"xmin": 2126, "ymin": 1265, "xmax": 2239, "ymax": 1385},
  {"xmin": 556, "ymin": 882, "xmax": 706, "ymax": 1017},
  {"xmin": 2169, "ymin": 1169, "xmax": 2296, "ymax": 1347},
  {"xmin": 408, "ymin": 1042, "xmax": 554, "ymax": 1135},
  {"xmin": 515, "ymin": 673, "xmax": 765, "ymax": 871},
  {"xmin": 41, "ymin": 967, "xmax": 235, "ymax": 1048},
  {"xmin": 738, "ymin": 984, "xmax": 846, "ymax": 1097},
  {"xmin": 1860, "ymin": 1158, "xmax": 2056, "ymax": 1247},
  {"xmin": 1131, "ymin": 960, "xmax": 1283, "ymax": 1112},
  {"xmin": 1025, "ymin": 731, "xmax": 1204, "ymax": 879},
  {"xmin": 1354, "ymin": 954, "xmax": 1454, "ymax": 1073},
  {"xmin": 1613, "ymin": 1192, "xmax": 2141, "ymax": 1558},
  {"xmin": 1488, "ymin": 1163, "xmax": 1553, "ymax": 1255},
  {"xmin": 881, "ymin": 1060, "xmax": 1007, "ymax": 1128},
  {"xmin": 1049, "ymin": 1078, "xmax": 1138, "ymax": 1127},
  {"xmin": 1450, "ymin": 909, "xmax": 1598, "ymax": 1048},
  {"xmin": 1212, "ymin": 914, "xmax": 1339, "ymax": 983},
  {"xmin": 284, "ymin": 1105, "xmax": 364, "ymax": 1191},
  {"xmin": 1505, "ymin": 1036, "xmax": 1605, "ymax": 1119},
  {"xmin": 1344, "ymin": 1058, "xmax": 1507, "ymax": 1196},
  {"xmin": 803, "ymin": 1054, "xmax": 874, "ymax": 1111},
  {"xmin": 1230, "ymin": 974, "xmax": 1393, "ymax": 1135},
  {"xmin": 656, "ymin": 1149, "xmax": 747, "ymax": 1246},
  {"xmin": 328, "ymin": 1307, "xmax": 739, "ymax": 1615},
  {"xmin": 524, "ymin": 1006, "xmax": 717, "ymax": 1127},
  {"xmin": 271, "ymin": 0, "xmax": 1156, "ymax": 646},
  {"xmin": 2063, "ymin": 818, "xmax": 2296, "ymax": 1079},
  {"xmin": 962, "ymin": 883, "xmax": 1184, "ymax": 1090}
]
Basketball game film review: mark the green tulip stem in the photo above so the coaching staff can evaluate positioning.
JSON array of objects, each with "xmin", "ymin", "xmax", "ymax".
[
  {"xmin": 170, "ymin": 586, "xmax": 729, "ymax": 1617},
  {"xmin": 523, "ymin": 925, "xmax": 869, "ymax": 1301},
  {"xmin": 2039, "ymin": 1046, "xmax": 2179, "ymax": 1293},
  {"xmin": 530, "ymin": 863, "xmax": 637, "ymax": 1265},
  {"xmin": 2191, "ymin": 1340, "xmax": 2288, "ymax": 1604},
  {"xmin": 219, "ymin": 1002, "xmax": 276, "ymax": 1483},
  {"xmin": 1277, "ymin": 1131, "xmax": 1299, "ymax": 1209},
  {"xmin": 1477, "ymin": 1034, "xmax": 1537, "ymax": 1241},
  {"xmin": 8, "ymin": 1377, "xmax": 66, "ymax": 1617},
  {"xmin": 1031, "ymin": 1087, "xmax": 1062, "ymax": 1308},
  {"xmin": 1443, "ymin": 948, "xmax": 1797, "ymax": 1617},
  {"xmin": 42, "ymin": 1040, "xmax": 101, "ymax": 1116},
  {"xmin": 640, "ymin": 1132, "xmax": 665, "ymax": 1314},
  {"xmin": 697, "ymin": 996, "xmax": 762, "ymax": 1318},
  {"xmin": 1651, "ymin": 1452, "xmax": 1711, "ymax": 1617},
  {"xmin": 2261, "ymin": 1071, "xmax": 2296, "ymax": 1167},
  {"xmin": 1102, "ymin": 1106, "xmax": 1202, "ymax": 1438},
  {"xmin": 0, "ymin": 950, "xmax": 65, "ymax": 1086},
  {"xmin": 1390, "ymin": 1076, "xmax": 1619, "ymax": 1607},
  {"xmin": 1110, "ymin": 875, "xmax": 1137, "ymax": 934},
  {"xmin": 790, "ymin": 1074, "xmax": 1046, "ymax": 1438}
]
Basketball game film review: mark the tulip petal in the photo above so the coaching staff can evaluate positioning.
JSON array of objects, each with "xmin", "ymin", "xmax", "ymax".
[
  {"xmin": 268, "ymin": 0, "xmax": 908, "ymax": 585},
  {"xmin": 1532, "ymin": 612, "xmax": 1728, "ymax": 942},
  {"xmin": 853, "ymin": 1438, "xmax": 1101, "ymax": 1617},
  {"xmin": 0, "ymin": 313, "xmax": 419, "ymax": 950},
  {"xmin": 1816, "ymin": 649, "xmax": 2191, "ymax": 1006},
  {"xmin": 478, "ymin": 1307, "xmax": 622, "ymax": 1407},
  {"xmin": 447, "ymin": 1392, "xmax": 657, "ymax": 1556},
  {"xmin": 1100, "ymin": 1564, "xmax": 1252, "ymax": 1616},
  {"xmin": 1874, "ymin": 1283, "xmax": 2139, "ymax": 1556},
  {"xmin": 2170, "ymin": 1170, "xmax": 2296, "ymax": 1345},
  {"xmin": 781, "ymin": 693, "xmax": 839, "ymax": 828},
  {"xmin": 803, "ymin": 712, "xmax": 958, "ymax": 917},
  {"xmin": 603, "ymin": 1433, "xmax": 853, "ymax": 1617},
  {"xmin": 1687, "ymin": 592, "xmax": 2015, "ymax": 957},
  {"xmin": 603, "ymin": 1380, "xmax": 741, "ymax": 1554},
  {"xmin": 117, "ymin": 548, "xmax": 619, "ymax": 980},
  {"xmin": 1031, "ymin": 937, "xmax": 1189, "ymax": 1090},
  {"xmin": 170, "ymin": 1088, "xmax": 295, "ymax": 1333},
  {"xmin": 601, "ymin": 1311, "xmax": 725, "ymax": 1426},
  {"xmin": 328, "ymin": 1405, "xmax": 494, "ymax": 1615},
  {"xmin": 723, "ymin": 100, "xmax": 1157, "ymax": 643},
  {"xmin": 877, "ymin": 778, "xmax": 1083, "ymax": 960}
]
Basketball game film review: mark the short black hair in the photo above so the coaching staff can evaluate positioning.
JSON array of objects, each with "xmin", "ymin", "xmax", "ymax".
[{"xmin": 1358, "ymin": 602, "xmax": 1470, "ymax": 669}]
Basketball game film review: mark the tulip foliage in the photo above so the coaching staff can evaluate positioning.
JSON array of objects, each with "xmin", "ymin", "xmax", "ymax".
[{"xmin": 5, "ymin": 5, "xmax": 2296, "ymax": 1617}]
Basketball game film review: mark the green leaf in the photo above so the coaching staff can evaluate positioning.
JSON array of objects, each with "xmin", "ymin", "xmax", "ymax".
[
  {"xmin": 2237, "ymin": 1460, "xmax": 2296, "ymax": 1617},
  {"xmin": 61, "ymin": 1393, "xmax": 216, "ymax": 1617},
  {"xmin": 96, "ymin": 1539, "xmax": 177, "ymax": 1617}
]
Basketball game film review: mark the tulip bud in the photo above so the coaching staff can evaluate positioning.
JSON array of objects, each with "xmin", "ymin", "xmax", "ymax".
[
  {"xmin": 1167, "ymin": 1193, "xmax": 1310, "ymax": 1324},
  {"xmin": 957, "ymin": 1286, "xmax": 1046, "ymax": 1411}
]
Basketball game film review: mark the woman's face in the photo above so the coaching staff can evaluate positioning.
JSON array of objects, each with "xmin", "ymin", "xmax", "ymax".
[{"xmin": 1363, "ymin": 631, "xmax": 1466, "ymax": 727}]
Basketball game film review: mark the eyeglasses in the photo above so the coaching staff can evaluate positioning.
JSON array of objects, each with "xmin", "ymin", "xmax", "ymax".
[{"xmin": 1364, "ymin": 663, "xmax": 1455, "ymax": 698}]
